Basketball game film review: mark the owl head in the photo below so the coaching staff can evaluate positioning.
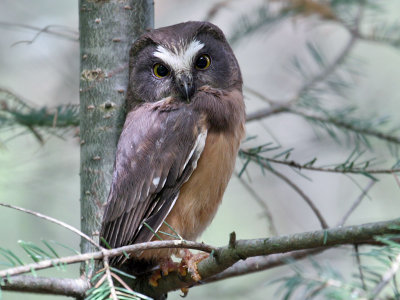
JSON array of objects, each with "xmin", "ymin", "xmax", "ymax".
[{"xmin": 127, "ymin": 21, "xmax": 242, "ymax": 106}]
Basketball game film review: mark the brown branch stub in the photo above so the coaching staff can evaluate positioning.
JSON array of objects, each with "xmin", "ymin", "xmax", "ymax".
[{"xmin": 229, "ymin": 232, "xmax": 237, "ymax": 249}]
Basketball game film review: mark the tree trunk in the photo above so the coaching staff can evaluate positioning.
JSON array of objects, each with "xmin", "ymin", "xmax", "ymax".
[{"xmin": 79, "ymin": 0, "xmax": 154, "ymax": 277}]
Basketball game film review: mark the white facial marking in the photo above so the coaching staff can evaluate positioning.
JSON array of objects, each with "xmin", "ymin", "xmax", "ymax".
[{"xmin": 153, "ymin": 39, "xmax": 204, "ymax": 74}]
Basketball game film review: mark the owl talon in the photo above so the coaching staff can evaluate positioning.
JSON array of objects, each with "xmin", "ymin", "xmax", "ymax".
[
  {"xmin": 180, "ymin": 287, "xmax": 189, "ymax": 297},
  {"xmin": 148, "ymin": 270, "xmax": 161, "ymax": 287},
  {"xmin": 180, "ymin": 250, "xmax": 209, "ymax": 282},
  {"xmin": 160, "ymin": 258, "xmax": 179, "ymax": 276}
]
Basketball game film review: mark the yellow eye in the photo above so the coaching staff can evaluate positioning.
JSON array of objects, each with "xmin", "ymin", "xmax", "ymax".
[
  {"xmin": 153, "ymin": 63, "xmax": 170, "ymax": 78},
  {"xmin": 195, "ymin": 54, "xmax": 211, "ymax": 70}
]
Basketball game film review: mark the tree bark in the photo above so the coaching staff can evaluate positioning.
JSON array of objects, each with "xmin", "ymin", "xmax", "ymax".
[{"xmin": 79, "ymin": 0, "xmax": 154, "ymax": 277}]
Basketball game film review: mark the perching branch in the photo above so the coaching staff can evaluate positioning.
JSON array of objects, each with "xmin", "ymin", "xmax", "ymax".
[
  {"xmin": 130, "ymin": 218, "xmax": 400, "ymax": 298},
  {"xmin": 0, "ymin": 240, "xmax": 214, "ymax": 278},
  {"xmin": 3, "ymin": 218, "xmax": 400, "ymax": 297}
]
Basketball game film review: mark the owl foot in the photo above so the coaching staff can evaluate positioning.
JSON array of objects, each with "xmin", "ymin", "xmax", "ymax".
[
  {"xmin": 148, "ymin": 258, "xmax": 178, "ymax": 287},
  {"xmin": 179, "ymin": 249, "xmax": 209, "ymax": 282},
  {"xmin": 148, "ymin": 270, "xmax": 162, "ymax": 287},
  {"xmin": 159, "ymin": 258, "xmax": 179, "ymax": 276},
  {"xmin": 180, "ymin": 287, "xmax": 189, "ymax": 297}
]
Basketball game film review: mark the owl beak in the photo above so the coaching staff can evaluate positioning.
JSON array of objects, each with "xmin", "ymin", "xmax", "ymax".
[{"xmin": 177, "ymin": 75, "xmax": 195, "ymax": 102}]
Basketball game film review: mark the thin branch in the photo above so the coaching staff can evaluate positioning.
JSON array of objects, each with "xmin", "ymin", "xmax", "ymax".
[
  {"xmin": 267, "ymin": 167, "xmax": 329, "ymax": 229},
  {"xmin": 244, "ymin": 86, "xmax": 277, "ymax": 105},
  {"xmin": 0, "ymin": 22, "xmax": 78, "ymax": 42},
  {"xmin": 204, "ymin": 0, "xmax": 234, "ymax": 22},
  {"xmin": 235, "ymin": 172, "xmax": 278, "ymax": 235},
  {"xmin": 203, "ymin": 249, "xmax": 323, "ymax": 283},
  {"xmin": 295, "ymin": 34, "xmax": 357, "ymax": 103},
  {"xmin": 246, "ymin": 19, "xmax": 359, "ymax": 123},
  {"xmin": 293, "ymin": 0, "xmax": 364, "ymax": 100},
  {"xmin": 241, "ymin": 151, "xmax": 400, "ymax": 175},
  {"xmin": 393, "ymin": 173, "xmax": 400, "ymax": 188},
  {"xmin": 371, "ymin": 252, "xmax": 400, "ymax": 299},
  {"xmin": 246, "ymin": 103, "xmax": 289, "ymax": 122},
  {"xmin": 338, "ymin": 180, "xmax": 376, "ymax": 226},
  {"xmin": 0, "ymin": 203, "xmax": 100, "ymax": 249},
  {"xmin": 0, "ymin": 240, "xmax": 214, "ymax": 278},
  {"xmin": 200, "ymin": 176, "xmax": 375, "ymax": 285},
  {"xmin": 354, "ymin": 244, "xmax": 367, "ymax": 291},
  {"xmin": 287, "ymin": 108, "xmax": 400, "ymax": 145}
]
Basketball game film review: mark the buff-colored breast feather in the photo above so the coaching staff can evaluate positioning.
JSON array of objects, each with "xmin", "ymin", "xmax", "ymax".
[{"xmin": 140, "ymin": 124, "xmax": 244, "ymax": 260}]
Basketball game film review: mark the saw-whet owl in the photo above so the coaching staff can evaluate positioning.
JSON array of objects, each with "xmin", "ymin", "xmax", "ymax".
[{"xmin": 100, "ymin": 21, "xmax": 245, "ymax": 276}]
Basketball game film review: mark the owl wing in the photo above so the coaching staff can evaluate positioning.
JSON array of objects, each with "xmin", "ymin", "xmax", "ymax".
[{"xmin": 100, "ymin": 101, "xmax": 207, "ymax": 252}]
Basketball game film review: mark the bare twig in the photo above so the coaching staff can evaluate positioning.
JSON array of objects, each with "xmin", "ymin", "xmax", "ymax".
[
  {"xmin": 354, "ymin": 244, "xmax": 367, "ymax": 291},
  {"xmin": 265, "ymin": 166, "xmax": 328, "ymax": 229},
  {"xmin": 246, "ymin": 18, "xmax": 359, "ymax": 123},
  {"xmin": 0, "ymin": 22, "xmax": 78, "ymax": 43},
  {"xmin": 204, "ymin": 176, "xmax": 376, "ymax": 284},
  {"xmin": 204, "ymin": 0, "xmax": 234, "ymax": 21},
  {"xmin": 338, "ymin": 180, "xmax": 376, "ymax": 226},
  {"xmin": 244, "ymin": 86, "xmax": 277, "ymax": 105},
  {"xmin": 0, "ymin": 202, "xmax": 100, "ymax": 249},
  {"xmin": 246, "ymin": 103, "xmax": 289, "ymax": 122},
  {"xmin": 393, "ymin": 173, "xmax": 400, "ymax": 188},
  {"xmin": 235, "ymin": 172, "xmax": 278, "ymax": 235}
]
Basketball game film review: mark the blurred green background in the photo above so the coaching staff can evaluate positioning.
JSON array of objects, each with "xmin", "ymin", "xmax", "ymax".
[{"xmin": 1, "ymin": 0, "xmax": 400, "ymax": 299}]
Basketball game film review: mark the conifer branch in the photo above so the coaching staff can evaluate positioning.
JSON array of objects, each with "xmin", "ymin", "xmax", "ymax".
[
  {"xmin": 240, "ymin": 149, "xmax": 400, "ymax": 176},
  {"xmin": 3, "ymin": 219, "xmax": 400, "ymax": 297}
]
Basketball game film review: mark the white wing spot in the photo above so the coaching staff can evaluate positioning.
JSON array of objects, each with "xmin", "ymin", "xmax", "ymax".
[
  {"xmin": 153, "ymin": 177, "xmax": 160, "ymax": 186},
  {"xmin": 153, "ymin": 40, "xmax": 204, "ymax": 74},
  {"xmin": 182, "ymin": 129, "xmax": 208, "ymax": 173}
]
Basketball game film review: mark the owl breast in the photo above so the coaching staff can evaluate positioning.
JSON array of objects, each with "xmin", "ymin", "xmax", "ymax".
[{"xmin": 139, "ymin": 125, "xmax": 244, "ymax": 260}]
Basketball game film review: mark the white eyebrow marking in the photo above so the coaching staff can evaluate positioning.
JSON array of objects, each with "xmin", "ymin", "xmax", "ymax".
[{"xmin": 153, "ymin": 39, "xmax": 204, "ymax": 74}]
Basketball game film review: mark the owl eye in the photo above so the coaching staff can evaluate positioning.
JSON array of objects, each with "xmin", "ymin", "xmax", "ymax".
[
  {"xmin": 195, "ymin": 54, "xmax": 211, "ymax": 70},
  {"xmin": 153, "ymin": 63, "xmax": 170, "ymax": 78}
]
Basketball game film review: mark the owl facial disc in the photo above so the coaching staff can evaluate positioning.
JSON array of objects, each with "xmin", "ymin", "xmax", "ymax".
[{"xmin": 154, "ymin": 40, "xmax": 204, "ymax": 101}]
